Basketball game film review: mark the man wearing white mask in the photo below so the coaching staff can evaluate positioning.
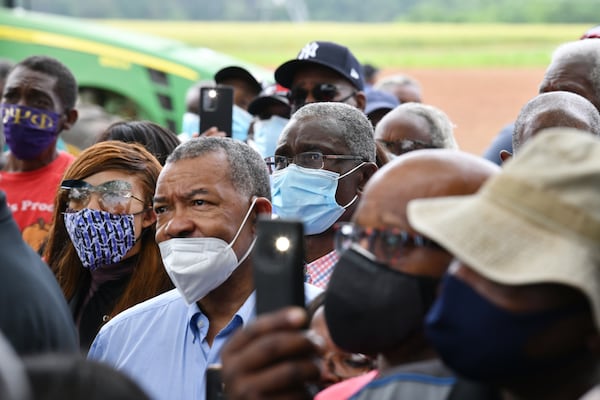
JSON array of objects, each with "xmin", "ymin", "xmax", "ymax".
[
  {"xmin": 88, "ymin": 137, "xmax": 321, "ymax": 400},
  {"xmin": 266, "ymin": 102, "xmax": 378, "ymax": 288}
]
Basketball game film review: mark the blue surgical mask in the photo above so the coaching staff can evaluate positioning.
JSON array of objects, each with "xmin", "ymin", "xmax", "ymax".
[
  {"xmin": 249, "ymin": 116, "xmax": 289, "ymax": 159},
  {"xmin": 180, "ymin": 112, "xmax": 200, "ymax": 141},
  {"xmin": 425, "ymin": 274, "xmax": 588, "ymax": 382},
  {"xmin": 271, "ymin": 163, "xmax": 363, "ymax": 235},
  {"xmin": 232, "ymin": 105, "xmax": 252, "ymax": 142}
]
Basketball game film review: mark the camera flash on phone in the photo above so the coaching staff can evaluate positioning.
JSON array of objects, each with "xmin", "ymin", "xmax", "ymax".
[{"xmin": 275, "ymin": 236, "xmax": 291, "ymax": 252}]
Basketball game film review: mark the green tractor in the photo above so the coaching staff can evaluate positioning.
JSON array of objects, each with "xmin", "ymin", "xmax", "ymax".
[{"xmin": 0, "ymin": 5, "xmax": 269, "ymax": 135}]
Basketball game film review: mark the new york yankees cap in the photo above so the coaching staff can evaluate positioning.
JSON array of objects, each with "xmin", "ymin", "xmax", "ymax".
[{"xmin": 275, "ymin": 41, "xmax": 365, "ymax": 91}]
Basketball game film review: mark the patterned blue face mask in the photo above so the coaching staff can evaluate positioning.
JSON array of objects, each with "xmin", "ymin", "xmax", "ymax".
[
  {"xmin": 232, "ymin": 105, "xmax": 252, "ymax": 142},
  {"xmin": 64, "ymin": 208, "xmax": 136, "ymax": 271},
  {"xmin": 271, "ymin": 163, "xmax": 363, "ymax": 235},
  {"xmin": 250, "ymin": 115, "xmax": 289, "ymax": 159}
]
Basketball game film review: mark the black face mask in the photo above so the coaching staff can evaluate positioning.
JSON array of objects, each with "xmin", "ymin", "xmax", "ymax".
[{"xmin": 324, "ymin": 244, "xmax": 440, "ymax": 355}]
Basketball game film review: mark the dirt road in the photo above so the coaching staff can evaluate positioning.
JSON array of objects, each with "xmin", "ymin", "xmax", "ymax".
[{"xmin": 381, "ymin": 68, "xmax": 547, "ymax": 156}]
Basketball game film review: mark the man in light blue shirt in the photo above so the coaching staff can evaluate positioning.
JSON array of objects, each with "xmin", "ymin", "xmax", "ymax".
[{"xmin": 88, "ymin": 137, "xmax": 321, "ymax": 400}]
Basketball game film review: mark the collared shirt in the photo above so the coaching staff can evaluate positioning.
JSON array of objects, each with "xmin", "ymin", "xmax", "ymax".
[
  {"xmin": 305, "ymin": 249, "xmax": 339, "ymax": 289},
  {"xmin": 88, "ymin": 285, "xmax": 322, "ymax": 400}
]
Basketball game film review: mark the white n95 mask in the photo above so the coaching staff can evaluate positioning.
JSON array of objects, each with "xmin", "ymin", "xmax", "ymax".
[{"xmin": 159, "ymin": 198, "xmax": 257, "ymax": 304}]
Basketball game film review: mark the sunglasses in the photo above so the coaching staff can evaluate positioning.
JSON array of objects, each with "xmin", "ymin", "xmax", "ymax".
[
  {"xmin": 334, "ymin": 222, "xmax": 442, "ymax": 264},
  {"xmin": 61, "ymin": 179, "xmax": 145, "ymax": 215},
  {"xmin": 287, "ymin": 83, "xmax": 356, "ymax": 107}
]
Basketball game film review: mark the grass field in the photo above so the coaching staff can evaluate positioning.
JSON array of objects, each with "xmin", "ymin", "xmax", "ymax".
[{"xmin": 98, "ymin": 20, "xmax": 591, "ymax": 68}]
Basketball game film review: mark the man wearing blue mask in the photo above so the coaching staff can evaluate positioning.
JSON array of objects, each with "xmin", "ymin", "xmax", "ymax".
[
  {"xmin": 266, "ymin": 102, "xmax": 378, "ymax": 288},
  {"xmin": 268, "ymin": 41, "xmax": 377, "ymax": 288},
  {"xmin": 0, "ymin": 55, "xmax": 78, "ymax": 252},
  {"xmin": 88, "ymin": 137, "xmax": 321, "ymax": 400},
  {"xmin": 246, "ymin": 83, "xmax": 291, "ymax": 159},
  {"xmin": 214, "ymin": 66, "xmax": 262, "ymax": 142},
  {"xmin": 408, "ymin": 128, "xmax": 600, "ymax": 400}
]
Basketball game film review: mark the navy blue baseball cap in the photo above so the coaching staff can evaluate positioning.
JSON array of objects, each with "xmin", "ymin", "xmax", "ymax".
[
  {"xmin": 248, "ymin": 84, "xmax": 291, "ymax": 117},
  {"xmin": 364, "ymin": 89, "xmax": 400, "ymax": 116},
  {"xmin": 214, "ymin": 66, "xmax": 263, "ymax": 95},
  {"xmin": 275, "ymin": 41, "xmax": 365, "ymax": 91}
]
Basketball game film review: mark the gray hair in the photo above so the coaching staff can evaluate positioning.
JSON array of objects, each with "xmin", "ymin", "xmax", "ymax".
[
  {"xmin": 166, "ymin": 137, "xmax": 271, "ymax": 199},
  {"xmin": 545, "ymin": 40, "xmax": 600, "ymax": 108},
  {"xmin": 287, "ymin": 102, "xmax": 376, "ymax": 162},
  {"xmin": 374, "ymin": 73, "xmax": 421, "ymax": 91},
  {"xmin": 513, "ymin": 91, "xmax": 600, "ymax": 152},
  {"xmin": 380, "ymin": 102, "xmax": 458, "ymax": 149}
]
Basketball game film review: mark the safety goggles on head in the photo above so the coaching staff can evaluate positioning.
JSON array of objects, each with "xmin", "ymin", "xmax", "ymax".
[
  {"xmin": 264, "ymin": 151, "xmax": 365, "ymax": 174},
  {"xmin": 61, "ymin": 179, "xmax": 145, "ymax": 214},
  {"xmin": 334, "ymin": 222, "xmax": 442, "ymax": 265},
  {"xmin": 377, "ymin": 138, "xmax": 437, "ymax": 156},
  {"xmin": 287, "ymin": 83, "xmax": 356, "ymax": 108}
]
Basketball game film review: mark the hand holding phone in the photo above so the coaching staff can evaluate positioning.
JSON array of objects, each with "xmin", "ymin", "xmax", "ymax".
[
  {"xmin": 199, "ymin": 86, "xmax": 234, "ymax": 137},
  {"xmin": 253, "ymin": 219, "xmax": 305, "ymax": 316}
]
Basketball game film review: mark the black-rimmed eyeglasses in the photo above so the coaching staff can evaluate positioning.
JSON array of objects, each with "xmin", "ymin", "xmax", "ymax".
[
  {"xmin": 264, "ymin": 152, "xmax": 365, "ymax": 174},
  {"xmin": 377, "ymin": 139, "xmax": 437, "ymax": 156}
]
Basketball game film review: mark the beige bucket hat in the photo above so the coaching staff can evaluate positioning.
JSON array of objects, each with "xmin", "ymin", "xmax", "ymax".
[{"xmin": 407, "ymin": 127, "xmax": 600, "ymax": 330}]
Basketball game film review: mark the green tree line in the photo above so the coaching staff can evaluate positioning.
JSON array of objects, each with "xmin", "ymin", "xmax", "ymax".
[{"xmin": 19, "ymin": 0, "xmax": 600, "ymax": 23}]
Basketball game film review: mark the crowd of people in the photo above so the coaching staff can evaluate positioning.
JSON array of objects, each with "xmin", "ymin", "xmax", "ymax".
[{"xmin": 0, "ymin": 32, "xmax": 599, "ymax": 400}]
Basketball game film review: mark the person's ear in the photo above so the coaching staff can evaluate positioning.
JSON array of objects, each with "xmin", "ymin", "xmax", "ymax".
[
  {"xmin": 251, "ymin": 197, "xmax": 272, "ymax": 234},
  {"xmin": 357, "ymin": 162, "xmax": 378, "ymax": 194},
  {"xmin": 141, "ymin": 208, "xmax": 157, "ymax": 229},
  {"xmin": 62, "ymin": 108, "xmax": 79, "ymax": 131},
  {"xmin": 254, "ymin": 197, "xmax": 272, "ymax": 216},
  {"xmin": 355, "ymin": 91, "xmax": 366, "ymax": 111},
  {"xmin": 499, "ymin": 150, "xmax": 512, "ymax": 163}
]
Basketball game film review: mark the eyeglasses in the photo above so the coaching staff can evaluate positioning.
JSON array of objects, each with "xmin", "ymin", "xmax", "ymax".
[
  {"xmin": 61, "ymin": 179, "xmax": 145, "ymax": 214},
  {"xmin": 287, "ymin": 83, "xmax": 356, "ymax": 108},
  {"xmin": 334, "ymin": 222, "xmax": 442, "ymax": 264},
  {"xmin": 323, "ymin": 351, "xmax": 374, "ymax": 380},
  {"xmin": 264, "ymin": 151, "xmax": 365, "ymax": 174},
  {"xmin": 377, "ymin": 139, "xmax": 437, "ymax": 156}
]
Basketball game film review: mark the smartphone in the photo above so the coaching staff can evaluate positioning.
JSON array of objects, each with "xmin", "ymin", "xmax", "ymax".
[
  {"xmin": 253, "ymin": 218, "xmax": 305, "ymax": 315},
  {"xmin": 199, "ymin": 85, "xmax": 234, "ymax": 137},
  {"xmin": 206, "ymin": 364, "xmax": 227, "ymax": 400}
]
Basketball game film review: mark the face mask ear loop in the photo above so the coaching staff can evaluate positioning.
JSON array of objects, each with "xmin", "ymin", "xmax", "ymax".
[
  {"xmin": 338, "ymin": 161, "xmax": 366, "ymax": 180},
  {"xmin": 337, "ymin": 162, "xmax": 366, "ymax": 209},
  {"xmin": 341, "ymin": 194, "xmax": 359, "ymax": 210},
  {"xmin": 227, "ymin": 196, "xmax": 259, "ymax": 249}
]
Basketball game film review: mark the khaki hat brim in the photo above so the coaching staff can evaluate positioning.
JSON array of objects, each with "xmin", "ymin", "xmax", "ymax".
[{"xmin": 407, "ymin": 193, "xmax": 600, "ymax": 330}]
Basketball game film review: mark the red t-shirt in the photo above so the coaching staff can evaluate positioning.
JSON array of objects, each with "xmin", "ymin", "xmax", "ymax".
[{"xmin": 0, "ymin": 151, "xmax": 75, "ymax": 252}]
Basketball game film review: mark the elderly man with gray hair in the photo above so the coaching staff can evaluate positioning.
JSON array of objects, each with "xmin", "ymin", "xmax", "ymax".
[
  {"xmin": 499, "ymin": 91, "xmax": 600, "ymax": 162},
  {"xmin": 88, "ymin": 137, "xmax": 321, "ymax": 400},
  {"xmin": 267, "ymin": 101, "xmax": 378, "ymax": 288},
  {"xmin": 539, "ymin": 39, "xmax": 600, "ymax": 112},
  {"xmin": 375, "ymin": 102, "xmax": 458, "ymax": 157}
]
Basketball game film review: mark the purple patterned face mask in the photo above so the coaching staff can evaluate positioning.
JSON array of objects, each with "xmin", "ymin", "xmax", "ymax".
[
  {"xmin": 64, "ymin": 208, "xmax": 136, "ymax": 271},
  {"xmin": 1, "ymin": 103, "xmax": 60, "ymax": 160}
]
